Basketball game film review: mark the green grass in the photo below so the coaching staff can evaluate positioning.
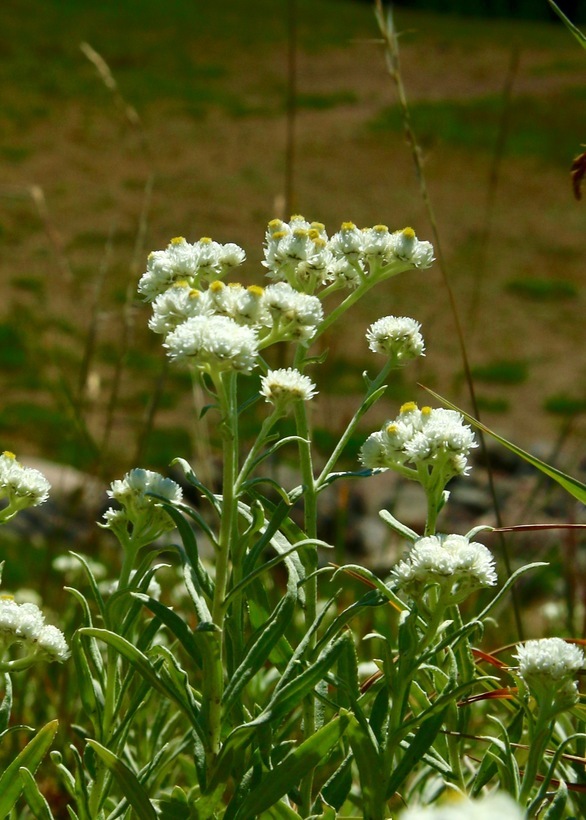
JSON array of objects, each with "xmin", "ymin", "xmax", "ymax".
[
  {"xmin": 369, "ymin": 91, "xmax": 585, "ymax": 165},
  {"xmin": 506, "ymin": 277, "xmax": 578, "ymax": 300},
  {"xmin": 471, "ymin": 359, "xmax": 529, "ymax": 385}
]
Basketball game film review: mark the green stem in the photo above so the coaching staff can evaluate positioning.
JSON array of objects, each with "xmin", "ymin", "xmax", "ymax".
[
  {"xmin": 315, "ymin": 357, "xmax": 396, "ymax": 489},
  {"xmin": 207, "ymin": 370, "xmax": 239, "ymax": 759},
  {"xmin": 293, "ymin": 378, "xmax": 319, "ymax": 817},
  {"xmin": 518, "ymin": 705, "xmax": 554, "ymax": 805}
]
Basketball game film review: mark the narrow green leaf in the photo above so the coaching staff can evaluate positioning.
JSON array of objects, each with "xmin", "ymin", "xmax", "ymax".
[
  {"xmin": 71, "ymin": 632, "xmax": 102, "ymax": 732},
  {"xmin": 225, "ymin": 539, "xmax": 330, "ymax": 609},
  {"xmin": 157, "ymin": 502, "xmax": 215, "ymax": 603},
  {"xmin": 542, "ymin": 780, "xmax": 568, "ymax": 819},
  {"xmin": 477, "ymin": 561, "xmax": 547, "ymax": 622},
  {"xmin": 424, "ymin": 387, "xmax": 586, "ymax": 504},
  {"xmin": 86, "ymin": 740, "xmax": 157, "ymax": 819},
  {"xmin": 19, "ymin": 767, "xmax": 54, "ymax": 820},
  {"xmin": 78, "ymin": 628, "xmax": 204, "ymax": 737},
  {"xmin": 222, "ymin": 593, "xmax": 295, "ymax": 714},
  {"xmin": 385, "ymin": 708, "xmax": 448, "ymax": 799},
  {"xmin": 321, "ymin": 753, "xmax": 353, "ymax": 811},
  {"xmin": 260, "ymin": 635, "xmax": 348, "ymax": 725},
  {"xmin": 547, "ymin": 0, "xmax": 586, "ymax": 48},
  {"xmin": 0, "ymin": 672, "xmax": 12, "ymax": 734},
  {"xmin": 346, "ymin": 714, "xmax": 385, "ymax": 813},
  {"xmin": 68, "ymin": 552, "xmax": 107, "ymax": 620},
  {"xmin": 234, "ymin": 712, "xmax": 350, "ymax": 819},
  {"xmin": 132, "ymin": 593, "xmax": 203, "ymax": 667},
  {"xmin": 0, "ymin": 719, "xmax": 58, "ymax": 817}
]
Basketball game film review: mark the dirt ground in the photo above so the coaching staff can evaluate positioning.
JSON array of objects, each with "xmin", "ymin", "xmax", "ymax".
[{"xmin": 0, "ymin": 4, "xmax": 585, "ymax": 478}]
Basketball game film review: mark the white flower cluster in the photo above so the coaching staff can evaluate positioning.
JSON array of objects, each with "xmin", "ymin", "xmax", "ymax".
[
  {"xmin": 103, "ymin": 469, "xmax": 183, "ymax": 545},
  {"xmin": 164, "ymin": 314, "xmax": 260, "ymax": 373},
  {"xmin": 514, "ymin": 637, "xmax": 584, "ymax": 711},
  {"xmin": 138, "ymin": 236, "xmax": 246, "ymax": 301},
  {"xmin": 264, "ymin": 218, "xmax": 434, "ymax": 293},
  {"xmin": 0, "ymin": 596, "xmax": 69, "ymax": 667},
  {"xmin": 392, "ymin": 533, "xmax": 497, "ymax": 602},
  {"xmin": 142, "ymin": 218, "xmax": 432, "ymax": 372},
  {"xmin": 360, "ymin": 402, "xmax": 477, "ymax": 478},
  {"xmin": 366, "ymin": 315, "xmax": 425, "ymax": 363},
  {"xmin": 260, "ymin": 368, "xmax": 318, "ymax": 409},
  {"xmin": 0, "ymin": 451, "xmax": 51, "ymax": 521},
  {"xmin": 400, "ymin": 793, "xmax": 524, "ymax": 820}
]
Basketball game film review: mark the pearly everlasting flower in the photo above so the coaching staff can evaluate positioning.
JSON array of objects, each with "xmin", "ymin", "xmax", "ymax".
[
  {"xmin": 138, "ymin": 236, "xmax": 245, "ymax": 301},
  {"xmin": 108, "ymin": 469, "xmax": 182, "ymax": 512},
  {"xmin": 207, "ymin": 281, "xmax": 271, "ymax": 327},
  {"xmin": 164, "ymin": 314, "xmax": 259, "ymax": 373},
  {"xmin": 514, "ymin": 638, "xmax": 584, "ymax": 712},
  {"xmin": 0, "ymin": 595, "xmax": 69, "ymax": 669},
  {"xmin": 263, "ymin": 216, "xmax": 333, "ymax": 292},
  {"xmin": 104, "ymin": 468, "xmax": 183, "ymax": 546},
  {"xmin": 392, "ymin": 533, "xmax": 497, "ymax": 602},
  {"xmin": 366, "ymin": 316, "xmax": 425, "ymax": 363},
  {"xmin": 362, "ymin": 224, "xmax": 393, "ymax": 261},
  {"xmin": 261, "ymin": 283, "xmax": 324, "ymax": 344},
  {"xmin": 360, "ymin": 403, "xmax": 477, "ymax": 480},
  {"xmin": 328, "ymin": 221, "xmax": 365, "ymax": 259},
  {"xmin": 399, "ymin": 793, "xmax": 524, "ymax": 820},
  {"xmin": 260, "ymin": 368, "xmax": 317, "ymax": 409},
  {"xmin": 388, "ymin": 227, "xmax": 434, "ymax": 269},
  {"xmin": 0, "ymin": 451, "xmax": 51, "ymax": 521},
  {"xmin": 148, "ymin": 284, "xmax": 213, "ymax": 335}
]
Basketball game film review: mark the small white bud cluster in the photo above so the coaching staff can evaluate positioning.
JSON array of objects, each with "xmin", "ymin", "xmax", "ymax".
[
  {"xmin": 0, "ymin": 452, "xmax": 51, "ymax": 522},
  {"xmin": 264, "ymin": 218, "xmax": 433, "ymax": 293},
  {"xmin": 138, "ymin": 236, "xmax": 246, "ymax": 301},
  {"xmin": 391, "ymin": 533, "xmax": 497, "ymax": 603},
  {"xmin": 0, "ymin": 596, "xmax": 69, "ymax": 668},
  {"xmin": 360, "ymin": 402, "xmax": 477, "ymax": 479},
  {"xmin": 366, "ymin": 316, "xmax": 425, "ymax": 363},
  {"xmin": 260, "ymin": 368, "xmax": 318, "ymax": 410},
  {"xmin": 513, "ymin": 637, "xmax": 584, "ymax": 712},
  {"xmin": 103, "ymin": 469, "xmax": 183, "ymax": 546}
]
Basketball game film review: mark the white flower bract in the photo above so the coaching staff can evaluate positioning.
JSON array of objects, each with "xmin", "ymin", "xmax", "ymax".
[
  {"xmin": 164, "ymin": 314, "xmax": 259, "ymax": 372},
  {"xmin": 260, "ymin": 368, "xmax": 317, "ymax": 406},
  {"xmin": 366, "ymin": 316, "xmax": 425, "ymax": 362},
  {"xmin": 514, "ymin": 638, "xmax": 584, "ymax": 683},
  {"xmin": 0, "ymin": 452, "xmax": 51, "ymax": 517},
  {"xmin": 108, "ymin": 469, "xmax": 182, "ymax": 510},
  {"xmin": 139, "ymin": 236, "xmax": 245, "ymax": 301},
  {"xmin": 360, "ymin": 403, "xmax": 477, "ymax": 478},
  {"xmin": 0, "ymin": 596, "xmax": 69, "ymax": 665},
  {"xmin": 392, "ymin": 533, "xmax": 497, "ymax": 600}
]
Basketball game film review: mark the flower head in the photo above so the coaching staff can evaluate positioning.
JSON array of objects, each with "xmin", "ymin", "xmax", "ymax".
[
  {"xmin": 261, "ymin": 283, "xmax": 323, "ymax": 344},
  {"xmin": 148, "ymin": 284, "xmax": 213, "ymax": 335},
  {"xmin": 0, "ymin": 595, "xmax": 69, "ymax": 670},
  {"xmin": 263, "ymin": 216, "xmax": 332, "ymax": 292},
  {"xmin": 392, "ymin": 533, "xmax": 497, "ymax": 603},
  {"xmin": 513, "ymin": 637, "xmax": 584, "ymax": 712},
  {"xmin": 164, "ymin": 314, "xmax": 259, "ymax": 373},
  {"xmin": 139, "ymin": 236, "xmax": 245, "ymax": 301},
  {"xmin": 360, "ymin": 403, "xmax": 477, "ymax": 481},
  {"xmin": 366, "ymin": 316, "xmax": 425, "ymax": 363},
  {"xmin": 260, "ymin": 368, "xmax": 317, "ymax": 410},
  {"xmin": 104, "ymin": 469, "xmax": 183, "ymax": 546},
  {"xmin": 0, "ymin": 452, "xmax": 51, "ymax": 522}
]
